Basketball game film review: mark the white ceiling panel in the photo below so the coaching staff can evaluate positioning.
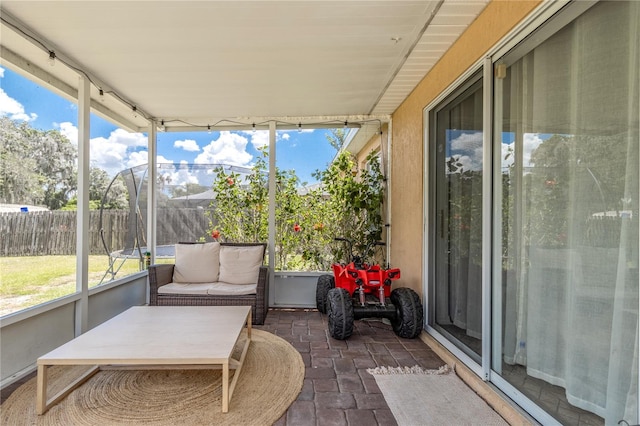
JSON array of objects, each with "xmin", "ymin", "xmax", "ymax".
[{"xmin": 0, "ymin": 0, "xmax": 489, "ymax": 133}]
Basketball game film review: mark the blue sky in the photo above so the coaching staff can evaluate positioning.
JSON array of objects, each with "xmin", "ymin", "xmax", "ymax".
[{"xmin": 0, "ymin": 66, "xmax": 337, "ymax": 186}]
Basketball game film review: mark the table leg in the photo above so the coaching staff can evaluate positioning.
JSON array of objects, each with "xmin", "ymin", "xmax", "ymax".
[
  {"xmin": 222, "ymin": 360, "xmax": 229, "ymax": 413},
  {"xmin": 36, "ymin": 364, "xmax": 48, "ymax": 415},
  {"xmin": 36, "ymin": 365, "xmax": 100, "ymax": 415},
  {"xmin": 247, "ymin": 310, "xmax": 252, "ymax": 340}
]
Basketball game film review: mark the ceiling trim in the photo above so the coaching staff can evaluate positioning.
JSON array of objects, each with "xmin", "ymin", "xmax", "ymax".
[{"xmin": 368, "ymin": 0, "xmax": 444, "ymax": 115}]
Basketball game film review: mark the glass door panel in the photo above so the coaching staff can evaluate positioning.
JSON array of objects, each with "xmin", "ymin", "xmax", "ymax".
[
  {"xmin": 431, "ymin": 74, "xmax": 483, "ymax": 360},
  {"xmin": 493, "ymin": 2, "xmax": 638, "ymax": 424}
]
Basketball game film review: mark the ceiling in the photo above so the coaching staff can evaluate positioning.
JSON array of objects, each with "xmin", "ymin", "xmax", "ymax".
[{"xmin": 0, "ymin": 1, "xmax": 489, "ymax": 141}]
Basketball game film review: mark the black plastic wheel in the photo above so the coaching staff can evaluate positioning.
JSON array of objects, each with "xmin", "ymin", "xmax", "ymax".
[
  {"xmin": 315, "ymin": 274, "xmax": 335, "ymax": 314},
  {"xmin": 390, "ymin": 287, "xmax": 424, "ymax": 339},
  {"xmin": 326, "ymin": 288, "xmax": 354, "ymax": 340}
]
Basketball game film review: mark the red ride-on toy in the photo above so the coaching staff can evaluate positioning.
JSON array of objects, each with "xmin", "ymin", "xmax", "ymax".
[{"xmin": 316, "ymin": 238, "xmax": 423, "ymax": 340}]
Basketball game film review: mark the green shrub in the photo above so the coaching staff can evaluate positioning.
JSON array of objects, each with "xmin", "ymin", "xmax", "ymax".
[{"xmin": 207, "ymin": 149, "xmax": 384, "ymax": 271}]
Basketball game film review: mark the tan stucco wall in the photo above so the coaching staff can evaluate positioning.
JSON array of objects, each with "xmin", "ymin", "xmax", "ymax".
[
  {"xmin": 354, "ymin": 124, "xmax": 388, "ymax": 168},
  {"xmin": 388, "ymin": 0, "xmax": 542, "ymax": 295}
]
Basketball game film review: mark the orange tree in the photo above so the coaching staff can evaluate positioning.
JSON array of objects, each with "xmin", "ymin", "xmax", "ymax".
[
  {"xmin": 207, "ymin": 149, "xmax": 384, "ymax": 271},
  {"xmin": 314, "ymin": 150, "xmax": 385, "ymax": 264}
]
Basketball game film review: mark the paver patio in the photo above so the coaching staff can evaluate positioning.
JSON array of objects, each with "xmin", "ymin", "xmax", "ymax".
[{"xmin": 258, "ymin": 308, "xmax": 446, "ymax": 426}]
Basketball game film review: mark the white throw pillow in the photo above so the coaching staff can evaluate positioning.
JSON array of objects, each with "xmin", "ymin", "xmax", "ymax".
[
  {"xmin": 218, "ymin": 245, "xmax": 264, "ymax": 285},
  {"xmin": 172, "ymin": 242, "xmax": 220, "ymax": 283}
]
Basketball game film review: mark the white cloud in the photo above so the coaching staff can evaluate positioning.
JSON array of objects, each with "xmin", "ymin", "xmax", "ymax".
[
  {"xmin": 109, "ymin": 128, "xmax": 147, "ymax": 147},
  {"xmin": 159, "ymin": 160, "xmax": 200, "ymax": 187},
  {"xmin": 447, "ymin": 154, "xmax": 477, "ymax": 173},
  {"xmin": 90, "ymin": 136, "xmax": 129, "ymax": 175},
  {"xmin": 448, "ymin": 132, "xmax": 545, "ymax": 172},
  {"xmin": 252, "ymin": 131, "xmax": 269, "ymax": 149},
  {"xmin": 156, "ymin": 155, "xmax": 173, "ymax": 165},
  {"xmin": 155, "ymin": 161, "xmax": 224, "ymax": 190},
  {"xmin": 238, "ymin": 130, "xmax": 269, "ymax": 150},
  {"xmin": 278, "ymin": 129, "xmax": 314, "ymax": 140},
  {"xmin": 0, "ymin": 67, "xmax": 4, "ymax": 77},
  {"xmin": 58, "ymin": 122, "xmax": 78, "ymax": 145},
  {"xmin": 57, "ymin": 122, "xmax": 148, "ymax": 176},
  {"xmin": 92, "ymin": 128, "xmax": 146, "ymax": 174},
  {"xmin": 195, "ymin": 131, "xmax": 253, "ymax": 166},
  {"xmin": 450, "ymin": 131, "xmax": 482, "ymax": 151},
  {"xmin": 239, "ymin": 128, "xmax": 314, "ymax": 149},
  {"xmin": 125, "ymin": 151, "xmax": 149, "ymax": 169},
  {"xmin": 0, "ymin": 87, "xmax": 37, "ymax": 122},
  {"xmin": 500, "ymin": 133, "xmax": 544, "ymax": 169},
  {"xmin": 174, "ymin": 139, "xmax": 200, "ymax": 152},
  {"xmin": 523, "ymin": 133, "xmax": 543, "ymax": 167},
  {"xmin": 449, "ymin": 131, "xmax": 483, "ymax": 171}
]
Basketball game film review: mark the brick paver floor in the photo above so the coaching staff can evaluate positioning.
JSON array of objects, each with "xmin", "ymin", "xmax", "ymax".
[{"xmin": 258, "ymin": 308, "xmax": 447, "ymax": 426}]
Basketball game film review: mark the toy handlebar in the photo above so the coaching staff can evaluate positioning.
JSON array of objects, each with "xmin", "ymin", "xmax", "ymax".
[{"xmin": 334, "ymin": 238, "xmax": 389, "ymax": 267}]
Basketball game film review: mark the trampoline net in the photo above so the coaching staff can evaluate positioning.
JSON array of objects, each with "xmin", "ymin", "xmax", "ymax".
[{"xmin": 97, "ymin": 163, "xmax": 254, "ymax": 284}]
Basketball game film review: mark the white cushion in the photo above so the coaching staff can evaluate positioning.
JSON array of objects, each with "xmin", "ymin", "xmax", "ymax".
[
  {"xmin": 208, "ymin": 282, "xmax": 257, "ymax": 296},
  {"xmin": 218, "ymin": 245, "xmax": 264, "ymax": 285},
  {"xmin": 172, "ymin": 242, "xmax": 220, "ymax": 283},
  {"xmin": 158, "ymin": 282, "xmax": 257, "ymax": 296},
  {"xmin": 157, "ymin": 282, "xmax": 216, "ymax": 295}
]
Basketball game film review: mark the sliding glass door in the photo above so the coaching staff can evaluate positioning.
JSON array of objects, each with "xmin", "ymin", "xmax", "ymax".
[
  {"xmin": 426, "ymin": 2, "xmax": 638, "ymax": 424},
  {"xmin": 429, "ymin": 72, "xmax": 484, "ymax": 361},
  {"xmin": 493, "ymin": 2, "xmax": 639, "ymax": 424}
]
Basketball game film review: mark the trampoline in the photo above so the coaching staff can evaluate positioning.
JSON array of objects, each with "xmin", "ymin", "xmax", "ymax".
[
  {"xmin": 98, "ymin": 164, "xmax": 149, "ymax": 284},
  {"xmin": 112, "ymin": 245, "xmax": 177, "ymax": 258},
  {"xmin": 105, "ymin": 245, "xmax": 176, "ymax": 281},
  {"xmin": 97, "ymin": 163, "xmax": 253, "ymax": 285}
]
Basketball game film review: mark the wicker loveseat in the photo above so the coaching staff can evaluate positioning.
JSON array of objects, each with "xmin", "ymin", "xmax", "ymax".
[{"xmin": 148, "ymin": 242, "xmax": 268, "ymax": 325}]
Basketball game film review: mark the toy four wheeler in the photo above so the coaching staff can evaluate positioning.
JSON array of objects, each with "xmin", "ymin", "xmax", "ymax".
[{"xmin": 316, "ymin": 238, "xmax": 423, "ymax": 340}]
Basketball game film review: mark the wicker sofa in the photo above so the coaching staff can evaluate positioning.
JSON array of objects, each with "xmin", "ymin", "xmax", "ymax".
[{"xmin": 148, "ymin": 242, "xmax": 268, "ymax": 325}]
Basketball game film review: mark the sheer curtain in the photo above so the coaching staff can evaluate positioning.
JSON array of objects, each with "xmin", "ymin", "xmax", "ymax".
[
  {"xmin": 447, "ymin": 143, "xmax": 483, "ymax": 340},
  {"xmin": 434, "ymin": 80, "xmax": 484, "ymax": 348},
  {"xmin": 502, "ymin": 2, "xmax": 638, "ymax": 423}
]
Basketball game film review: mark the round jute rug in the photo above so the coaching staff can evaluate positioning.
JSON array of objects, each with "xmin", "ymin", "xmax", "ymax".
[{"xmin": 1, "ymin": 329, "xmax": 303, "ymax": 425}]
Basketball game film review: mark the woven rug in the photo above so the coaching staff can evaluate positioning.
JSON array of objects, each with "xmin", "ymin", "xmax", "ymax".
[
  {"xmin": 367, "ymin": 365, "xmax": 508, "ymax": 426},
  {"xmin": 1, "ymin": 329, "xmax": 303, "ymax": 425}
]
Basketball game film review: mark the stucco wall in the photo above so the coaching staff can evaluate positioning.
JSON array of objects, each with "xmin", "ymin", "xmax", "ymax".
[
  {"xmin": 355, "ymin": 124, "xmax": 388, "ymax": 170},
  {"xmin": 388, "ymin": 0, "xmax": 541, "ymax": 295}
]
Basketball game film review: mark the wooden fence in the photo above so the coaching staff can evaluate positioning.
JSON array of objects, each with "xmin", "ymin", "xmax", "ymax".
[{"xmin": 0, "ymin": 209, "xmax": 211, "ymax": 257}]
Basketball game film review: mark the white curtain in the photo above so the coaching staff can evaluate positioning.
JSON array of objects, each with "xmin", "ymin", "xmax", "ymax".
[
  {"xmin": 502, "ymin": 2, "xmax": 639, "ymax": 424},
  {"xmin": 448, "ymin": 166, "xmax": 483, "ymax": 340},
  {"xmin": 434, "ymin": 81, "xmax": 484, "ymax": 343}
]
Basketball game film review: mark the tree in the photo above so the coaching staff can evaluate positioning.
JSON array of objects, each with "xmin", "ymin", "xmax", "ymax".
[
  {"xmin": 325, "ymin": 128, "xmax": 347, "ymax": 152},
  {"xmin": 0, "ymin": 117, "xmax": 41, "ymax": 205},
  {"xmin": 314, "ymin": 150, "xmax": 385, "ymax": 263},
  {"xmin": 90, "ymin": 167, "xmax": 112, "ymax": 202},
  {"xmin": 0, "ymin": 117, "xmax": 76, "ymax": 209},
  {"xmin": 208, "ymin": 147, "xmax": 385, "ymax": 271},
  {"xmin": 61, "ymin": 167, "xmax": 129, "ymax": 210},
  {"xmin": 170, "ymin": 183, "xmax": 209, "ymax": 198},
  {"xmin": 208, "ymin": 148, "xmax": 332, "ymax": 270},
  {"xmin": 526, "ymin": 133, "xmax": 630, "ymax": 248}
]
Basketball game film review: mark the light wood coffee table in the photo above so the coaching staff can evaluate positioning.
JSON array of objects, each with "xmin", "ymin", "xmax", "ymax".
[{"xmin": 36, "ymin": 305, "xmax": 251, "ymax": 415}]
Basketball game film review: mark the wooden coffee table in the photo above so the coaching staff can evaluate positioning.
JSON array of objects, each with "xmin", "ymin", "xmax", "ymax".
[{"xmin": 36, "ymin": 305, "xmax": 251, "ymax": 415}]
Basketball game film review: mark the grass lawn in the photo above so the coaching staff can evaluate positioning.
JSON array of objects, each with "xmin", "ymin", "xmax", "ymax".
[{"xmin": 0, "ymin": 255, "xmax": 142, "ymax": 316}]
